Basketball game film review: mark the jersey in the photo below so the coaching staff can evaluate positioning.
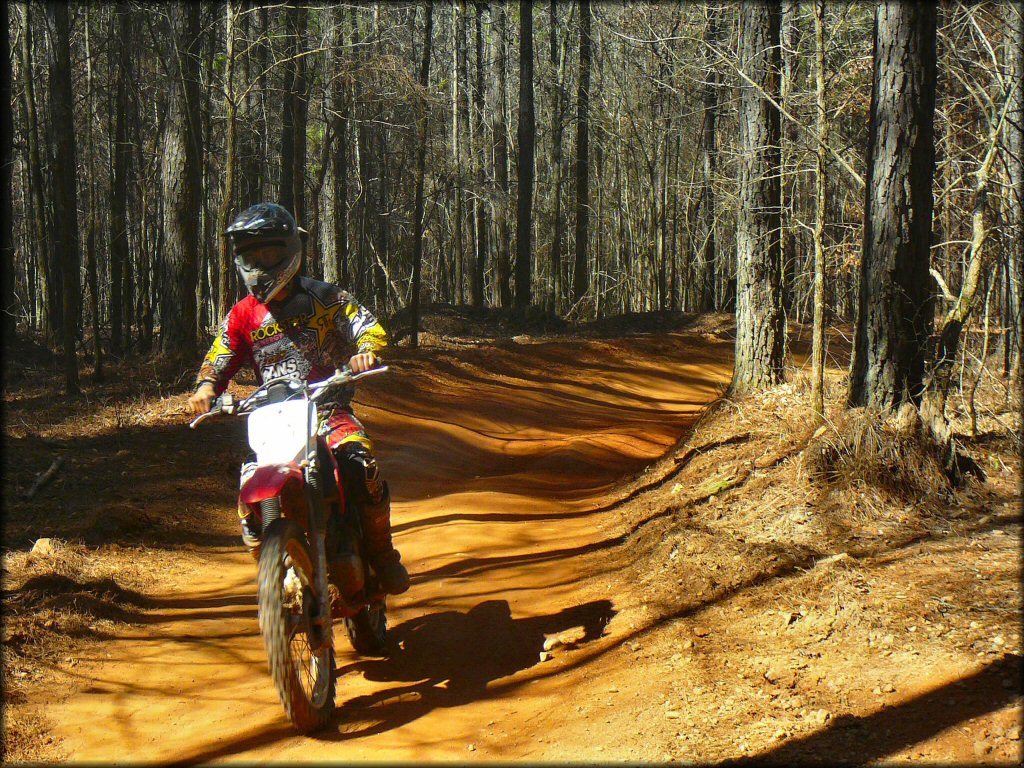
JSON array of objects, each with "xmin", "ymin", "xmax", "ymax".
[{"xmin": 196, "ymin": 276, "xmax": 387, "ymax": 408}]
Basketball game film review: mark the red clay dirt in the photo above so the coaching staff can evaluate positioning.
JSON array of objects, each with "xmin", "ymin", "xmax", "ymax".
[
  {"xmin": 33, "ymin": 331, "xmax": 734, "ymax": 762},
  {"xmin": 5, "ymin": 325, "xmax": 1020, "ymax": 764}
]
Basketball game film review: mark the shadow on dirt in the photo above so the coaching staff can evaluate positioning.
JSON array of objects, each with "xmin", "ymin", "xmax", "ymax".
[
  {"xmin": 718, "ymin": 653, "xmax": 1022, "ymax": 766},
  {"xmin": 326, "ymin": 598, "xmax": 616, "ymax": 740}
]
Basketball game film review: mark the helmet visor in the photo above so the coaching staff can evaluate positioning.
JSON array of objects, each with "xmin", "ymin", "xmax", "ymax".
[{"xmin": 235, "ymin": 243, "xmax": 290, "ymax": 271}]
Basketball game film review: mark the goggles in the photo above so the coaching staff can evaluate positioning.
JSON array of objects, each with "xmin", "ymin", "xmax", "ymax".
[{"xmin": 235, "ymin": 243, "xmax": 289, "ymax": 271}]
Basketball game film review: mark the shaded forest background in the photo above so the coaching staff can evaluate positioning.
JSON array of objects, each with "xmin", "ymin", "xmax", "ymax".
[{"xmin": 1, "ymin": 1, "xmax": 1021, "ymax": 433}]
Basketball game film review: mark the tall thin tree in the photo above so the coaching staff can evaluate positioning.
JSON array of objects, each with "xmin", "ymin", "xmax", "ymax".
[
  {"xmin": 732, "ymin": 0, "xmax": 786, "ymax": 394},
  {"xmin": 45, "ymin": 0, "xmax": 80, "ymax": 393},
  {"xmin": 514, "ymin": 0, "xmax": 535, "ymax": 309},
  {"xmin": 572, "ymin": 0, "xmax": 592, "ymax": 308},
  {"xmin": 848, "ymin": 2, "xmax": 938, "ymax": 411}
]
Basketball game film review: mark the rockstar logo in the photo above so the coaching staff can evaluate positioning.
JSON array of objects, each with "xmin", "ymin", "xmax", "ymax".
[
  {"xmin": 307, "ymin": 293, "xmax": 343, "ymax": 352},
  {"xmin": 204, "ymin": 331, "xmax": 233, "ymax": 366}
]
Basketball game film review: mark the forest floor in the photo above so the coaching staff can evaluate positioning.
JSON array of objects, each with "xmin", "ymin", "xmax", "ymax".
[{"xmin": 2, "ymin": 309, "xmax": 1021, "ymax": 764}]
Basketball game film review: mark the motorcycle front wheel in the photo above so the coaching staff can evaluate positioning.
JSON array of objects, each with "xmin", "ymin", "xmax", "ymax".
[{"xmin": 258, "ymin": 518, "xmax": 336, "ymax": 733}]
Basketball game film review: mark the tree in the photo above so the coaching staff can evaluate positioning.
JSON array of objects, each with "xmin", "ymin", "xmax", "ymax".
[
  {"xmin": 811, "ymin": 0, "xmax": 828, "ymax": 421},
  {"xmin": 699, "ymin": 3, "xmax": 720, "ymax": 314},
  {"xmin": 572, "ymin": 0, "xmax": 592, "ymax": 308},
  {"xmin": 159, "ymin": 2, "xmax": 203, "ymax": 356},
  {"xmin": 411, "ymin": 1, "xmax": 434, "ymax": 348},
  {"xmin": 46, "ymin": 1, "xmax": 81, "ymax": 393},
  {"xmin": 515, "ymin": 0, "xmax": 534, "ymax": 310},
  {"xmin": 1005, "ymin": 2, "xmax": 1024, "ymax": 384},
  {"xmin": 732, "ymin": 0, "xmax": 786, "ymax": 394},
  {"xmin": 848, "ymin": 2, "xmax": 938, "ymax": 411},
  {"xmin": 109, "ymin": 5, "xmax": 132, "ymax": 356},
  {"xmin": 1, "ymin": 0, "xmax": 14, "ymax": 347}
]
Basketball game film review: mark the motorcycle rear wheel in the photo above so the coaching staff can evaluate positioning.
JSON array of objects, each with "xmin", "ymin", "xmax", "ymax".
[
  {"xmin": 258, "ymin": 519, "xmax": 335, "ymax": 733},
  {"xmin": 344, "ymin": 598, "xmax": 387, "ymax": 656}
]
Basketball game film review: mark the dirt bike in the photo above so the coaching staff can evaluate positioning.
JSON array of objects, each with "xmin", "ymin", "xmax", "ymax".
[{"xmin": 190, "ymin": 365, "xmax": 389, "ymax": 733}]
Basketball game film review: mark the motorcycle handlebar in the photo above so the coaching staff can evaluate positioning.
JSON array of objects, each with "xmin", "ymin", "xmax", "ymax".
[{"xmin": 188, "ymin": 365, "xmax": 389, "ymax": 429}]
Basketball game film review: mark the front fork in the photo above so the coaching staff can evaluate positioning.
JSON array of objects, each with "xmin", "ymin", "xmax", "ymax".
[{"xmin": 305, "ymin": 460, "xmax": 334, "ymax": 653}]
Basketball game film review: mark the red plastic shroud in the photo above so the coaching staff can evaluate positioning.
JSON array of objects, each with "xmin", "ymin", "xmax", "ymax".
[{"xmin": 238, "ymin": 436, "xmax": 346, "ymax": 515}]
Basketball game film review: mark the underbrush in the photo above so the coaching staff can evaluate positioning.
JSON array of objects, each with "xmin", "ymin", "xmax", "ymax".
[
  {"xmin": 1, "ymin": 539, "xmax": 156, "ymax": 761},
  {"xmin": 617, "ymin": 358, "xmax": 1021, "ymax": 645}
]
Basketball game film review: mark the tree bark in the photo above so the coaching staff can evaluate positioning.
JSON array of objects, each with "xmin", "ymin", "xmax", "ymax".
[
  {"xmin": 1005, "ymin": 2, "xmax": 1024, "ymax": 385},
  {"xmin": 848, "ymin": 2, "xmax": 937, "ymax": 411},
  {"xmin": 514, "ymin": 0, "xmax": 534, "ymax": 310},
  {"xmin": 811, "ymin": 0, "xmax": 828, "ymax": 421},
  {"xmin": 216, "ymin": 0, "xmax": 238, "ymax": 318},
  {"xmin": 493, "ymin": 1, "xmax": 512, "ymax": 308},
  {"xmin": 159, "ymin": 2, "xmax": 203, "ymax": 356},
  {"xmin": 109, "ymin": 5, "xmax": 132, "ymax": 356},
  {"xmin": 732, "ymin": 0, "xmax": 786, "ymax": 394},
  {"xmin": 471, "ymin": 1, "xmax": 487, "ymax": 309},
  {"xmin": 45, "ymin": 1, "xmax": 80, "ymax": 393},
  {"xmin": 411, "ymin": 1, "xmax": 434, "ymax": 348},
  {"xmin": 572, "ymin": 0, "xmax": 592, "ymax": 309},
  {"xmin": 2, "ymin": 0, "xmax": 15, "ymax": 346},
  {"xmin": 700, "ymin": 2, "xmax": 719, "ymax": 314},
  {"xmin": 19, "ymin": 4, "xmax": 54, "ymax": 343}
]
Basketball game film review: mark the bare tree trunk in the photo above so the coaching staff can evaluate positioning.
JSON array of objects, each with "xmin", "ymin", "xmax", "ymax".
[
  {"xmin": 109, "ymin": 4, "xmax": 132, "ymax": 356},
  {"xmin": 514, "ymin": 0, "xmax": 534, "ymax": 310},
  {"xmin": 19, "ymin": 4, "xmax": 53, "ymax": 343},
  {"xmin": 811, "ymin": 0, "xmax": 828, "ymax": 421},
  {"xmin": 46, "ymin": 1, "xmax": 80, "ymax": 393},
  {"xmin": 411, "ymin": 1, "xmax": 434, "ymax": 348},
  {"xmin": 1005, "ymin": 2, "xmax": 1024, "ymax": 385},
  {"xmin": 1, "ymin": 0, "xmax": 14, "ymax": 346},
  {"xmin": 572, "ymin": 0, "xmax": 592, "ymax": 309},
  {"xmin": 84, "ymin": 8, "xmax": 103, "ymax": 381},
  {"xmin": 494, "ymin": 1, "xmax": 512, "ymax": 308},
  {"xmin": 700, "ymin": 2, "xmax": 719, "ymax": 313},
  {"xmin": 216, "ymin": 0, "xmax": 238, "ymax": 318},
  {"xmin": 471, "ymin": 1, "xmax": 487, "ymax": 308},
  {"xmin": 732, "ymin": 0, "xmax": 786, "ymax": 394},
  {"xmin": 848, "ymin": 2, "xmax": 937, "ymax": 411},
  {"xmin": 549, "ymin": 0, "xmax": 566, "ymax": 313},
  {"xmin": 159, "ymin": 2, "xmax": 203, "ymax": 357}
]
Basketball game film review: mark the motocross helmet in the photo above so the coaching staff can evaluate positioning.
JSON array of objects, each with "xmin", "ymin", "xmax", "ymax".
[{"xmin": 226, "ymin": 203, "xmax": 306, "ymax": 303}]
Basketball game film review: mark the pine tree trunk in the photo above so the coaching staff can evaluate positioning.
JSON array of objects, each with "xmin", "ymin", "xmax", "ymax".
[
  {"xmin": 848, "ymin": 2, "xmax": 937, "ymax": 410},
  {"xmin": 811, "ymin": 0, "xmax": 828, "ymax": 421},
  {"xmin": 216, "ymin": 0, "xmax": 238, "ymax": 318},
  {"xmin": 1, "ymin": 0, "xmax": 13, "ymax": 346},
  {"xmin": 159, "ymin": 2, "xmax": 203, "ymax": 357},
  {"xmin": 411, "ymin": 1, "xmax": 434, "ymax": 348},
  {"xmin": 471, "ymin": 1, "xmax": 487, "ymax": 309},
  {"xmin": 514, "ymin": 0, "xmax": 534, "ymax": 310},
  {"xmin": 1005, "ymin": 2, "xmax": 1024, "ymax": 384},
  {"xmin": 494, "ymin": 1, "xmax": 512, "ymax": 308},
  {"xmin": 572, "ymin": 0, "xmax": 592, "ymax": 310},
  {"xmin": 19, "ymin": 4, "xmax": 53, "ymax": 343},
  {"xmin": 46, "ymin": 1, "xmax": 80, "ymax": 393},
  {"xmin": 700, "ymin": 3, "xmax": 719, "ymax": 313},
  {"xmin": 732, "ymin": 0, "xmax": 786, "ymax": 394}
]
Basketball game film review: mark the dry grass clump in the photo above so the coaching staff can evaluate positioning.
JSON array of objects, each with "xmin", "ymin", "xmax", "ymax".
[
  {"xmin": 2, "ymin": 540, "xmax": 148, "ymax": 696},
  {"xmin": 807, "ymin": 406, "xmax": 954, "ymax": 504}
]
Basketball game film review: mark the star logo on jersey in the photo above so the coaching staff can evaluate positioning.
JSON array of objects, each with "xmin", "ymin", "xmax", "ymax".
[
  {"xmin": 203, "ymin": 330, "xmax": 233, "ymax": 367},
  {"xmin": 307, "ymin": 293, "xmax": 343, "ymax": 352}
]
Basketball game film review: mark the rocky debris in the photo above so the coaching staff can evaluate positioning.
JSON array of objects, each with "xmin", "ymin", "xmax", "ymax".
[{"xmin": 539, "ymin": 651, "xmax": 553, "ymax": 662}]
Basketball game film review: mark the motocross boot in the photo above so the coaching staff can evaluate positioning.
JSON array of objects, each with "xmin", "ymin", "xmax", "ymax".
[
  {"xmin": 240, "ymin": 513, "xmax": 261, "ymax": 561},
  {"xmin": 360, "ymin": 483, "xmax": 410, "ymax": 595}
]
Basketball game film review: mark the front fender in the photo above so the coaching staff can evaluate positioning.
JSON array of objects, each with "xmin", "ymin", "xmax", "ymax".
[{"xmin": 240, "ymin": 463, "xmax": 304, "ymax": 505}]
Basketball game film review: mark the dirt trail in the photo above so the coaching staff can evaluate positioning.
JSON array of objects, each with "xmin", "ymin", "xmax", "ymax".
[{"xmin": 44, "ymin": 333, "xmax": 733, "ymax": 762}]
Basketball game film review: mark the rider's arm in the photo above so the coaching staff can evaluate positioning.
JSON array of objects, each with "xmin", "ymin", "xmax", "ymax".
[
  {"xmin": 339, "ymin": 293, "xmax": 388, "ymax": 357},
  {"xmin": 195, "ymin": 310, "xmax": 251, "ymax": 396}
]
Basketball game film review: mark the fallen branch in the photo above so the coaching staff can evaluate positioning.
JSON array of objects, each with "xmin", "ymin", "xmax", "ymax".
[{"xmin": 24, "ymin": 457, "xmax": 64, "ymax": 500}]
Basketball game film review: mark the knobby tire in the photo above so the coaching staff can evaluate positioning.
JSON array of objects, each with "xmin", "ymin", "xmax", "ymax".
[{"xmin": 257, "ymin": 519, "xmax": 335, "ymax": 733}]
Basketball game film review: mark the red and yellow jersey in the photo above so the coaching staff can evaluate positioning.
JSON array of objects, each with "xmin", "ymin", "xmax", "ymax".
[{"xmin": 196, "ymin": 276, "xmax": 388, "ymax": 405}]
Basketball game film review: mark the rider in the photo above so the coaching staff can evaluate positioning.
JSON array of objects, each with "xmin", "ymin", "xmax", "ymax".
[{"xmin": 187, "ymin": 202, "xmax": 410, "ymax": 596}]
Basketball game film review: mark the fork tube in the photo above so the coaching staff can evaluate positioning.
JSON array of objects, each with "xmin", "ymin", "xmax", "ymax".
[{"xmin": 305, "ymin": 397, "xmax": 333, "ymax": 647}]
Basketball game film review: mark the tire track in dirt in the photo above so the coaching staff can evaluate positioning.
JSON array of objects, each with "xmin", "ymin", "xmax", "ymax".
[{"xmin": 44, "ymin": 333, "xmax": 733, "ymax": 762}]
